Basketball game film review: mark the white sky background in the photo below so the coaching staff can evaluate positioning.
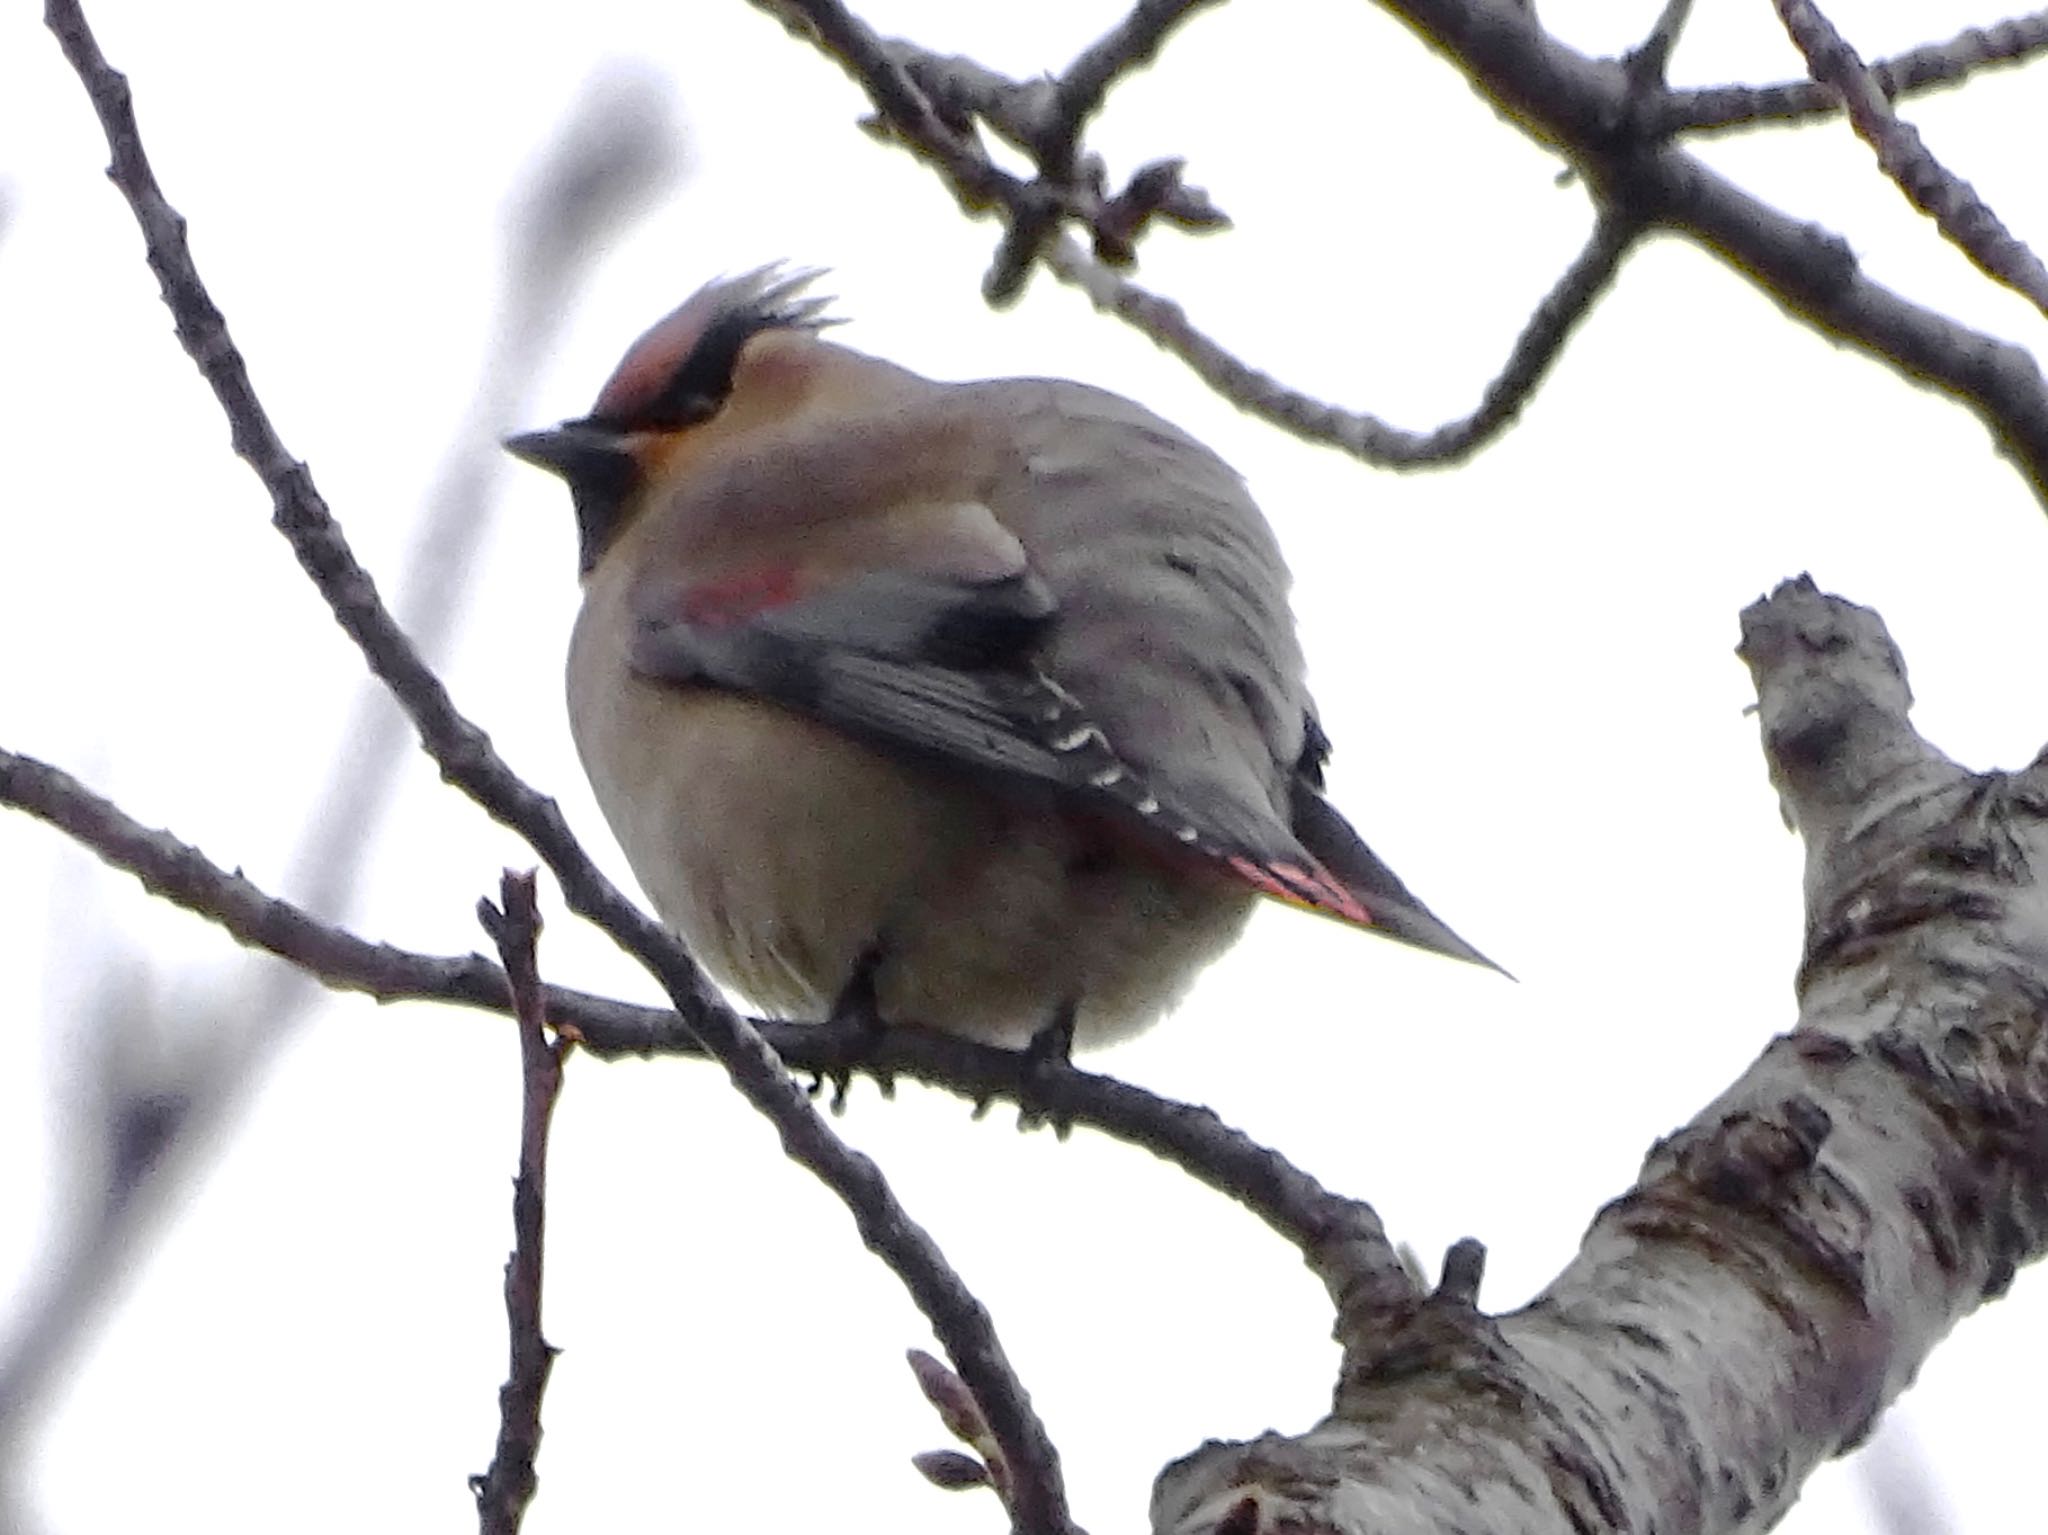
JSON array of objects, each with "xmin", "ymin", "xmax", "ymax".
[{"xmin": 2, "ymin": 1, "xmax": 2044, "ymax": 1530}]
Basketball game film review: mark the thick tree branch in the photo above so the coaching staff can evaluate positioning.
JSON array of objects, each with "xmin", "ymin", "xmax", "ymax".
[
  {"xmin": 39, "ymin": 8, "xmax": 1073, "ymax": 1531},
  {"xmin": 471, "ymin": 873, "xmax": 566, "ymax": 1535},
  {"xmin": 1774, "ymin": 0, "xmax": 2048, "ymax": 319},
  {"xmin": 0, "ymin": 744, "xmax": 1415, "ymax": 1320},
  {"xmin": 1656, "ymin": 13, "xmax": 2048, "ymax": 136},
  {"xmin": 1151, "ymin": 578, "xmax": 2048, "ymax": 1534}
]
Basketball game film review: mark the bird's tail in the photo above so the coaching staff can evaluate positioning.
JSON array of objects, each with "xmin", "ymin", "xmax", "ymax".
[{"xmin": 1286, "ymin": 786, "xmax": 1509, "ymax": 976}]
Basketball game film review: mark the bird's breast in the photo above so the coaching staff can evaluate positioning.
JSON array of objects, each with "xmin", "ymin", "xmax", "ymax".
[
  {"xmin": 569, "ymin": 594, "xmax": 961, "ymax": 1016},
  {"xmin": 565, "ymin": 577, "xmax": 1255, "ymax": 1047}
]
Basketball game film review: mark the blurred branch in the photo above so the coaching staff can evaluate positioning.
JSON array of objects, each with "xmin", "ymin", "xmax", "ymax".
[
  {"xmin": 1773, "ymin": 0, "xmax": 2048, "ymax": 319},
  {"xmin": 0, "ymin": 745, "xmax": 1418, "ymax": 1318},
  {"xmin": 0, "ymin": 43, "xmax": 675, "ymax": 1488},
  {"xmin": 471, "ymin": 872, "xmax": 567, "ymax": 1535},
  {"xmin": 1858, "ymin": 1419, "xmax": 1958, "ymax": 1535},
  {"xmin": 1156, "ymin": 579, "xmax": 2048, "ymax": 1534},
  {"xmin": 39, "ymin": 8, "xmax": 1075, "ymax": 1532},
  {"xmin": 1656, "ymin": 13, "xmax": 2048, "ymax": 136},
  {"xmin": 289, "ymin": 66, "xmax": 681, "ymax": 941}
]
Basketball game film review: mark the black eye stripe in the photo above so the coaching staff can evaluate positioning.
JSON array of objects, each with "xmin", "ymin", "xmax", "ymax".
[
  {"xmin": 633, "ymin": 308, "xmax": 762, "ymax": 428},
  {"xmin": 595, "ymin": 294, "xmax": 827, "ymax": 433}
]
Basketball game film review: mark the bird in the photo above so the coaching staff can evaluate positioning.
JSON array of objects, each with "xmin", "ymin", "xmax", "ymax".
[{"xmin": 506, "ymin": 267, "xmax": 1497, "ymax": 1056}]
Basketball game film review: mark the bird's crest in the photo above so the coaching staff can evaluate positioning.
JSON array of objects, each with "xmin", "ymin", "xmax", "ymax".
[{"xmin": 591, "ymin": 265, "xmax": 838, "ymax": 429}]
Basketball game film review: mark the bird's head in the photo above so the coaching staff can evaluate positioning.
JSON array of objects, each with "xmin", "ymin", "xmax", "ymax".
[{"xmin": 506, "ymin": 266, "xmax": 839, "ymax": 576}]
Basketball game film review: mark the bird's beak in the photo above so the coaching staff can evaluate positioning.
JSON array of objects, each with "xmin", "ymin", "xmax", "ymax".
[{"xmin": 503, "ymin": 419, "xmax": 636, "ymax": 488}]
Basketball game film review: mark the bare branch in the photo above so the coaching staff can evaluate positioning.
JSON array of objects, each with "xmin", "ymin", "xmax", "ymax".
[
  {"xmin": 761, "ymin": 0, "xmax": 2048, "ymax": 503},
  {"xmin": 987, "ymin": 0, "xmax": 1227, "ymax": 296},
  {"xmin": 1774, "ymin": 0, "xmax": 2048, "ymax": 318},
  {"xmin": 1157, "ymin": 580, "xmax": 2048, "ymax": 1534},
  {"xmin": 0, "ymin": 743, "xmax": 1413, "ymax": 1314},
  {"xmin": 752, "ymin": 0, "xmax": 1231, "ymax": 303},
  {"xmin": 291, "ymin": 67, "xmax": 680, "ymax": 937},
  {"xmin": 1657, "ymin": 13, "xmax": 2048, "ymax": 137},
  {"xmin": 750, "ymin": 0, "xmax": 1024, "ymax": 215},
  {"xmin": 471, "ymin": 873, "xmax": 567, "ymax": 1535},
  {"xmin": 39, "ymin": 7, "xmax": 1074, "ymax": 1531},
  {"xmin": 1623, "ymin": 0, "xmax": 1693, "ymax": 93},
  {"xmin": 1361, "ymin": 0, "xmax": 2048, "ymax": 504},
  {"xmin": 1057, "ymin": 0, "xmax": 1225, "ymax": 153},
  {"xmin": 1043, "ymin": 213, "xmax": 1637, "ymax": 467}
]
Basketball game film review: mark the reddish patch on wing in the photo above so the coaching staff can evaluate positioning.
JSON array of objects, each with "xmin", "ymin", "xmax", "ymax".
[
  {"xmin": 1225, "ymin": 853, "xmax": 1375, "ymax": 928},
  {"xmin": 1065, "ymin": 802, "xmax": 1379, "ymax": 931},
  {"xmin": 679, "ymin": 563, "xmax": 805, "ymax": 629}
]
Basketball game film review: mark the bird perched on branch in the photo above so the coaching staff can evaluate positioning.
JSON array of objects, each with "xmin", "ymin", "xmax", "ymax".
[{"xmin": 508, "ymin": 268, "xmax": 1496, "ymax": 1055}]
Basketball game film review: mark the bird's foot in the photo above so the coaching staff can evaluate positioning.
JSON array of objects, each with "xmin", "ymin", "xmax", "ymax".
[
  {"xmin": 808, "ymin": 946, "xmax": 895, "ymax": 1114},
  {"xmin": 1012, "ymin": 1003, "xmax": 1077, "ymax": 1138}
]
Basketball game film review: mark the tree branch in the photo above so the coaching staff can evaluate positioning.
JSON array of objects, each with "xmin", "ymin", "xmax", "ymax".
[
  {"xmin": 1153, "ymin": 579, "xmax": 2048, "ymax": 1534},
  {"xmin": 1044, "ymin": 212, "xmax": 1637, "ymax": 467},
  {"xmin": 751, "ymin": 0, "xmax": 1231, "ymax": 302},
  {"xmin": 0, "ymin": 78, "xmax": 655, "ymax": 1475},
  {"xmin": 760, "ymin": 0, "xmax": 2048, "ymax": 505},
  {"xmin": 1622, "ymin": 0, "xmax": 1692, "ymax": 93},
  {"xmin": 1773, "ymin": 0, "xmax": 2048, "ymax": 318},
  {"xmin": 1656, "ymin": 13, "xmax": 2048, "ymax": 136},
  {"xmin": 39, "ymin": 7, "xmax": 1073, "ymax": 1531},
  {"xmin": 471, "ymin": 872, "xmax": 567, "ymax": 1535},
  {"xmin": 1383, "ymin": 0, "xmax": 2048, "ymax": 502},
  {"xmin": 986, "ymin": 0, "xmax": 1228, "ymax": 298},
  {"xmin": 0, "ymin": 744, "xmax": 1416, "ymax": 1320}
]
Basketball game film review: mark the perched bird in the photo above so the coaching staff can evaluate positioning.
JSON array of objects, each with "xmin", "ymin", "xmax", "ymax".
[{"xmin": 508, "ymin": 268, "xmax": 1494, "ymax": 1054}]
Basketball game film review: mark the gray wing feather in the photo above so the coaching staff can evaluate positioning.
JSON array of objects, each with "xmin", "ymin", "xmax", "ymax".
[{"xmin": 969, "ymin": 379, "xmax": 1310, "ymax": 858}]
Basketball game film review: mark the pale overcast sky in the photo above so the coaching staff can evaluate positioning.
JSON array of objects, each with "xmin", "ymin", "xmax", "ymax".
[{"xmin": 2, "ymin": 3, "xmax": 2044, "ymax": 1532}]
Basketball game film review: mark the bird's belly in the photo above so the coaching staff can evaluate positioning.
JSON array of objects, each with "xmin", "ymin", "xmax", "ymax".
[
  {"xmin": 570, "ymin": 681, "xmax": 936, "ymax": 1016},
  {"xmin": 570, "ymin": 678, "xmax": 1254, "ymax": 1049}
]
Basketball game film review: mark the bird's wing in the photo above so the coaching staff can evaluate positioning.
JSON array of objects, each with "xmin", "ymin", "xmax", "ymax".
[{"xmin": 629, "ymin": 565, "xmax": 1378, "ymax": 912}]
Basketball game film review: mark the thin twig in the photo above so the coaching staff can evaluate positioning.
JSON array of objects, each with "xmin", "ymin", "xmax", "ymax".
[
  {"xmin": 471, "ymin": 872, "xmax": 566, "ymax": 1535},
  {"xmin": 1657, "ymin": 13, "xmax": 2048, "ymax": 136},
  {"xmin": 751, "ymin": 0, "xmax": 1021, "ymax": 213},
  {"xmin": 778, "ymin": 6, "xmax": 1635, "ymax": 458},
  {"xmin": 0, "ymin": 742, "xmax": 1414, "ymax": 1315},
  {"xmin": 986, "ymin": 0, "xmax": 1226, "ymax": 298},
  {"xmin": 1056, "ymin": 0, "xmax": 1223, "ymax": 150},
  {"xmin": 1043, "ymin": 214, "xmax": 1638, "ymax": 468},
  {"xmin": 1624, "ymin": 0, "xmax": 1693, "ymax": 93},
  {"xmin": 1773, "ymin": 0, "xmax": 2048, "ymax": 320},
  {"xmin": 755, "ymin": 0, "xmax": 1229, "ymax": 303},
  {"xmin": 40, "ymin": 9, "xmax": 1073, "ymax": 1529}
]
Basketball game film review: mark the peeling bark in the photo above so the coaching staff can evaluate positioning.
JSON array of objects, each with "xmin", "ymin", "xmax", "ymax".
[{"xmin": 1153, "ymin": 578, "xmax": 2048, "ymax": 1535}]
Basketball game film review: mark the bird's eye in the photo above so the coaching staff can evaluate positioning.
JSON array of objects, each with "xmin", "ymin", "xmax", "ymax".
[
  {"xmin": 624, "ymin": 308, "xmax": 762, "ymax": 430},
  {"xmin": 588, "ymin": 270, "xmax": 835, "ymax": 433}
]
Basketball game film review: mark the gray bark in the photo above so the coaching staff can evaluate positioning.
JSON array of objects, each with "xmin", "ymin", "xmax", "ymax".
[{"xmin": 1153, "ymin": 577, "xmax": 2048, "ymax": 1535}]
